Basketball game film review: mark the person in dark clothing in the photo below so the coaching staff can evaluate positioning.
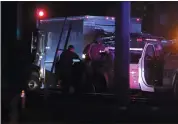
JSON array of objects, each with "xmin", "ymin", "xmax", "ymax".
[
  {"xmin": 58, "ymin": 45, "xmax": 80, "ymax": 93},
  {"xmin": 155, "ymin": 44, "xmax": 164, "ymax": 86},
  {"xmin": 86, "ymin": 38, "xmax": 107, "ymax": 93}
]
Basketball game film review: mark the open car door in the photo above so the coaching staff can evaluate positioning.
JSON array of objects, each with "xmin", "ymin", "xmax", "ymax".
[{"xmin": 139, "ymin": 43, "xmax": 156, "ymax": 92}]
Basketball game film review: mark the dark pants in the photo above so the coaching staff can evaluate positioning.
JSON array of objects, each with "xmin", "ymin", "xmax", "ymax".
[
  {"xmin": 91, "ymin": 61, "xmax": 108, "ymax": 93},
  {"xmin": 72, "ymin": 62, "xmax": 84, "ymax": 94},
  {"xmin": 55, "ymin": 62, "xmax": 61, "ymax": 84},
  {"xmin": 146, "ymin": 60, "xmax": 163, "ymax": 86},
  {"xmin": 145, "ymin": 61, "xmax": 155, "ymax": 85},
  {"xmin": 155, "ymin": 60, "xmax": 164, "ymax": 86},
  {"xmin": 58, "ymin": 69, "xmax": 72, "ymax": 94}
]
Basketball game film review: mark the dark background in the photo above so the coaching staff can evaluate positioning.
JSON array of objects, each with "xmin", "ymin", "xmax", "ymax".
[{"xmin": 2, "ymin": 2, "xmax": 178, "ymax": 121}]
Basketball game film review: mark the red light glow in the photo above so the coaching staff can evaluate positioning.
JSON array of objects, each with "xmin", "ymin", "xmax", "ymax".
[
  {"xmin": 111, "ymin": 17, "xmax": 115, "ymax": 20},
  {"xmin": 38, "ymin": 11, "xmax": 44, "ymax": 17},
  {"xmin": 137, "ymin": 38, "xmax": 142, "ymax": 42},
  {"xmin": 106, "ymin": 17, "xmax": 109, "ymax": 20}
]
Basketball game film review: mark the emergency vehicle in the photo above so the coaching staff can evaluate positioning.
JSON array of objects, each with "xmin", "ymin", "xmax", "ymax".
[{"xmin": 28, "ymin": 15, "xmax": 178, "ymax": 99}]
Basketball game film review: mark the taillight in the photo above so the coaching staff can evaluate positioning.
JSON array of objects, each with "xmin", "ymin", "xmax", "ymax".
[
  {"xmin": 136, "ymin": 18, "xmax": 140, "ymax": 21},
  {"xmin": 137, "ymin": 38, "xmax": 142, "ymax": 42},
  {"xmin": 130, "ymin": 71, "xmax": 136, "ymax": 75}
]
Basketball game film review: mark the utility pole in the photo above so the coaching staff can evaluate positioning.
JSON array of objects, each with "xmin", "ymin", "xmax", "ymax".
[
  {"xmin": 113, "ymin": 1, "xmax": 130, "ymax": 106},
  {"xmin": 17, "ymin": 2, "xmax": 22, "ymax": 40}
]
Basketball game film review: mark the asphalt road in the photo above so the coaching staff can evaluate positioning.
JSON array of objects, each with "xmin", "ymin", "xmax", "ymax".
[{"xmin": 3, "ymin": 90, "xmax": 178, "ymax": 124}]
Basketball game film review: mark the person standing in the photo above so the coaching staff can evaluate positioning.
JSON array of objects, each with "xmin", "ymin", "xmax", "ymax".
[{"xmin": 58, "ymin": 45, "xmax": 80, "ymax": 94}]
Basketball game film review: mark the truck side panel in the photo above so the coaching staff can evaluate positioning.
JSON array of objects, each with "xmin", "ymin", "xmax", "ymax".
[
  {"xmin": 83, "ymin": 16, "xmax": 142, "ymax": 47},
  {"xmin": 83, "ymin": 17, "xmax": 115, "ymax": 47},
  {"xmin": 39, "ymin": 20, "xmax": 66, "ymax": 71},
  {"xmin": 39, "ymin": 19, "xmax": 84, "ymax": 71},
  {"xmin": 66, "ymin": 20, "xmax": 84, "ymax": 58}
]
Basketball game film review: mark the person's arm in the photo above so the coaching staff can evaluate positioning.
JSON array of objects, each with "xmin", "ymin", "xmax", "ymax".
[
  {"xmin": 56, "ymin": 54, "xmax": 60, "ymax": 62},
  {"xmin": 73, "ymin": 53, "xmax": 81, "ymax": 61},
  {"xmin": 76, "ymin": 54, "xmax": 81, "ymax": 61}
]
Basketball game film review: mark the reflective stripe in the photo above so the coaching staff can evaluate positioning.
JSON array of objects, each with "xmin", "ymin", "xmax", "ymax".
[{"xmin": 73, "ymin": 59, "xmax": 80, "ymax": 62}]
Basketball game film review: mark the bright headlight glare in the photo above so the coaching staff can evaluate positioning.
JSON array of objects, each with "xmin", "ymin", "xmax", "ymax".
[
  {"xmin": 40, "ymin": 68, "xmax": 43, "ymax": 74},
  {"xmin": 82, "ymin": 54, "xmax": 86, "ymax": 59}
]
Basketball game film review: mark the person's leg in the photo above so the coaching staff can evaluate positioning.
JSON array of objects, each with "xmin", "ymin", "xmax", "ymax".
[
  {"xmin": 60, "ymin": 73, "xmax": 69, "ymax": 94},
  {"xmin": 84, "ymin": 61, "xmax": 94, "ymax": 93},
  {"xmin": 62, "ymin": 78, "xmax": 70, "ymax": 94},
  {"xmin": 156, "ymin": 61, "xmax": 164, "ymax": 86},
  {"xmin": 145, "ymin": 61, "xmax": 153, "ymax": 85},
  {"xmin": 91, "ymin": 61, "xmax": 101, "ymax": 92}
]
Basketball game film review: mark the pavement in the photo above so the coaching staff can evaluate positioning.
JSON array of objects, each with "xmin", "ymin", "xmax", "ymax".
[{"xmin": 3, "ymin": 90, "xmax": 178, "ymax": 124}]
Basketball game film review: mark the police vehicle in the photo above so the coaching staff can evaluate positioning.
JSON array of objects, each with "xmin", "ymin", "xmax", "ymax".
[{"xmin": 82, "ymin": 33, "xmax": 178, "ymax": 100}]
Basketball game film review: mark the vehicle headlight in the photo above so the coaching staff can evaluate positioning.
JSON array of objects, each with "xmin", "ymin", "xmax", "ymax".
[
  {"xmin": 82, "ymin": 54, "xmax": 86, "ymax": 59},
  {"xmin": 40, "ymin": 68, "xmax": 43, "ymax": 74},
  {"xmin": 73, "ymin": 59, "xmax": 80, "ymax": 62}
]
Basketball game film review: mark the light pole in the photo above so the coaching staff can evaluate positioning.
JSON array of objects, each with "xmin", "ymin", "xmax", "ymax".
[{"xmin": 113, "ymin": 1, "xmax": 131, "ymax": 106}]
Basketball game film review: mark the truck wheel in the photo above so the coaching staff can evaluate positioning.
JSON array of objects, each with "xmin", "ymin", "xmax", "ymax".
[
  {"xmin": 27, "ymin": 72, "xmax": 40, "ymax": 91},
  {"xmin": 173, "ymin": 74, "xmax": 178, "ymax": 101}
]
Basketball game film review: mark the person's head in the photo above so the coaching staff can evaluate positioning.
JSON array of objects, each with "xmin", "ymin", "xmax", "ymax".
[
  {"xmin": 94, "ymin": 31, "xmax": 104, "ymax": 44},
  {"xmin": 68, "ymin": 45, "xmax": 75, "ymax": 52}
]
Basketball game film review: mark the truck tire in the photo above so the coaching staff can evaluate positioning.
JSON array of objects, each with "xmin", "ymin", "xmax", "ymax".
[
  {"xmin": 27, "ymin": 72, "xmax": 40, "ymax": 91},
  {"xmin": 173, "ymin": 74, "xmax": 178, "ymax": 101}
]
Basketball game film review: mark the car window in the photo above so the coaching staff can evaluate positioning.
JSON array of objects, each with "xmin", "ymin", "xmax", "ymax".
[
  {"xmin": 130, "ymin": 51, "xmax": 142, "ymax": 64},
  {"xmin": 145, "ymin": 45, "xmax": 155, "ymax": 57}
]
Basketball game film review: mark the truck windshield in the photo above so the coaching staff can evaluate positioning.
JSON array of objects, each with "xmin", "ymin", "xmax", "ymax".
[{"xmin": 130, "ymin": 51, "xmax": 142, "ymax": 64}]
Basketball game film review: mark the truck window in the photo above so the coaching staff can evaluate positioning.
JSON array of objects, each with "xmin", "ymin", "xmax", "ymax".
[{"xmin": 130, "ymin": 51, "xmax": 142, "ymax": 64}]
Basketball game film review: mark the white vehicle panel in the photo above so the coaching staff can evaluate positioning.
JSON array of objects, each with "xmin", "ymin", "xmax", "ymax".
[{"xmin": 139, "ymin": 43, "xmax": 154, "ymax": 92}]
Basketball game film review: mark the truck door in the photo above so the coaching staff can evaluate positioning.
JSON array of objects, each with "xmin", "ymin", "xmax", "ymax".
[{"xmin": 139, "ymin": 43, "xmax": 155, "ymax": 92}]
